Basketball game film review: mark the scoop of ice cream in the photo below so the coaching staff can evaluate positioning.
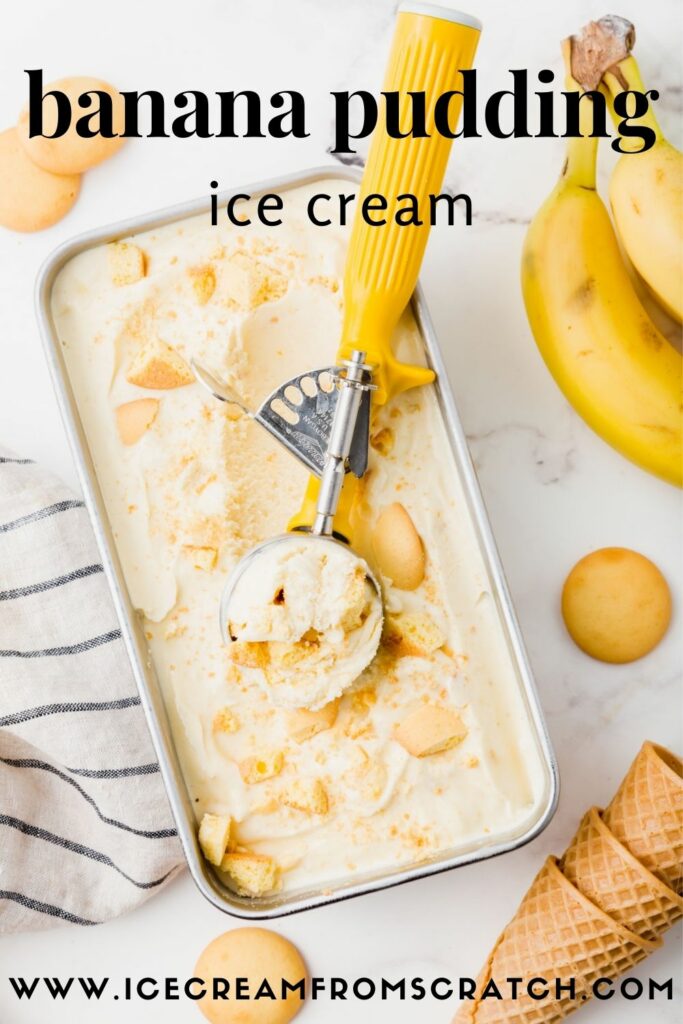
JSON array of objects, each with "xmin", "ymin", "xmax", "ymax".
[{"xmin": 224, "ymin": 536, "xmax": 382, "ymax": 709}]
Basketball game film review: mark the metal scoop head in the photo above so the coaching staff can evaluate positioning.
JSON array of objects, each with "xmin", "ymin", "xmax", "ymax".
[
  {"xmin": 220, "ymin": 532, "xmax": 381, "ymax": 646},
  {"xmin": 217, "ymin": 351, "xmax": 382, "ymax": 649},
  {"xmin": 191, "ymin": 358, "xmax": 372, "ymax": 480}
]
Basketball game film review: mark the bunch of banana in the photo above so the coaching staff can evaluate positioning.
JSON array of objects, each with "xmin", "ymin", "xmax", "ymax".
[{"xmin": 521, "ymin": 23, "xmax": 682, "ymax": 487}]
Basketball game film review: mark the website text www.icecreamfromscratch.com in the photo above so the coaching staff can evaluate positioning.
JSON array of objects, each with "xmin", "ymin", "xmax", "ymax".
[{"xmin": 4, "ymin": 973, "xmax": 674, "ymax": 1008}]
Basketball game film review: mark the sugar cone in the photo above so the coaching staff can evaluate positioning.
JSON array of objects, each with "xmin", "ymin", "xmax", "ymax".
[
  {"xmin": 603, "ymin": 741, "xmax": 683, "ymax": 893},
  {"xmin": 453, "ymin": 857, "xmax": 659, "ymax": 1024},
  {"xmin": 561, "ymin": 807, "xmax": 683, "ymax": 941}
]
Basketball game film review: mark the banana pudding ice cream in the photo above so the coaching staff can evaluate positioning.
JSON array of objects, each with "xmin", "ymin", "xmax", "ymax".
[
  {"xmin": 51, "ymin": 178, "xmax": 547, "ymax": 899},
  {"xmin": 224, "ymin": 536, "xmax": 382, "ymax": 709}
]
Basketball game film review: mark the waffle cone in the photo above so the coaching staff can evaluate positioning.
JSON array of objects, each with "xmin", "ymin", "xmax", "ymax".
[
  {"xmin": 561, "ymin": 807, "xmax": 683, "ymax": 941},
  {"xmin": 603, "ymin": 741, "xmax": 683, "ymax": 893},
  {"xmin": 453, "ymin": 857, "xmax": 659, "ymax": 1024}
]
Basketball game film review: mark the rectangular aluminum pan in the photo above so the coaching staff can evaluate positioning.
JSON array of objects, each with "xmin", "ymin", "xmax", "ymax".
[{"xmin": 36, "ymin": 166, "xmax": 558, "ymax": 919}]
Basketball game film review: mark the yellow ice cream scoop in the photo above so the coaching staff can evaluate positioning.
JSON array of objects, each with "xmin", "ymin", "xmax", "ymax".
[
  {"xmin": 197, "ymin": 4, "xmax": 480, "ymax": 540},
  {"xmin": 290, "ymin": 2, "xmax": 481, "ymax": 539},
  {"xmin": 218, "ymin": 352, "xmax": 385, "ymax": 709},
  {"xmin": 194, "ymin": 4, "xmax": 480, "ymax": 691}
]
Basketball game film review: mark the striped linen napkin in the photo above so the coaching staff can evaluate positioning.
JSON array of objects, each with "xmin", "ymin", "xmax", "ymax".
[{"xmin": 0, "ymin": 448, "xmax": 183, "ymax": 930}]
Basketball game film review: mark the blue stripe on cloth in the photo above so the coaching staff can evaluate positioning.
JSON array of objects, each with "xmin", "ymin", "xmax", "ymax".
[
  {"xmin": 0, "ymin": 564, "xmax": 104, "ymax": 601},
  {"xmin": 0, "ymin": 500, "xmax": 84, "ymax": 534},
  {"xmin": 65, "ymin": 763, "xmax": 160, "ymax": 779},
  {"xmin": 0, "ymin": 696, "xmax": 141, "ymax": 727},
  {"xmin": 0, "ymin": 629, "xmax": 122, "ymax": 659},
  {"xmin": 0, "ymin": 757, "xmax": 176, "ymax": 840},
  {"xmin": 0, "ymin": 696, "xmax": 141, "ymax": 729},
  {"xmin": 0, "ymin": 891, "xmax": 99, "ymax": 926}
]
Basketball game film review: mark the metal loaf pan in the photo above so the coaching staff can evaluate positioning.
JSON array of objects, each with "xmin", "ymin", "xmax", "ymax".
[{"xmin": 36, "ymin": 166, "xmax": 559, "ymax": 919}]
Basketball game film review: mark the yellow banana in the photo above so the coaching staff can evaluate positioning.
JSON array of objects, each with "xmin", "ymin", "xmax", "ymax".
[
  {"xmin": 603, "ymin": 55, "xmax": 683, "ymax": 322},
  {"xmin": 521, "ymin": 58, "xmax": 683, "ymax": 487}
]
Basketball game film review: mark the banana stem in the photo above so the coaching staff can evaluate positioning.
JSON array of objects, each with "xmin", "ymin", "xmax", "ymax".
[
  {"xmin": 566, "ymin": 17, "xmax": 663, "ymax": 153},
  {"xmin": 564, "ymin": 102, "xmax": 598, "ymax": 189},
  {"xmin": 561, "ymin": 41, "xmax": 598, "ymax": 190}
]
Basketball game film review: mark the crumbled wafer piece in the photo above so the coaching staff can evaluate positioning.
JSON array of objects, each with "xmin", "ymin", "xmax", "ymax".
[
  {"xmin": 370, "ymin": 427, "xmax": 395, "ymax": 456},
  {"xmin": 287, "ymin": 700, "xmax": 339, "ymax": 742},
  {"xmin": 126, "ymin": 338, "xmax": 194, "ymax": 390},
  {"xmin": 109, "ymin": 242, "xmax": 146, "ymax": 286},
  {"xmin": 183, "ymin": 545, "xmax": 218, "ymax": 571},
  {"xmin": 372, "ymin": 503, "xmax": 425, "ymax": 590},
  {"xmin": 230, "ymin": 641, "xmax": 270, "ymax": 668},
  {"xmin": 188, "ymin": 264, "xmax": 216, "ymax": 305},
  {"xmin": 222, "ymin": 251, "xmax": 287, "ymax": 309},
  {"xmin": 114, "ymin": 398, "xmax": 159, "ymax": 445},
  {"xmin": 361, "ymin": 761, "xmax": 387, "ymax": 800},
  {"xmin": 213, "ymin": 707, "xmax": 240, "ymax": 733},
  {"xmin": 351, "ymin": 687, "xmax": 377, "ymax": 712},
  {"xmin": 164, "ymin": 621, "xmax": 186, "ymax": 640},
  {"xmin": 395, "ymin": 704, "xmax": 467, "ymax": 757},
  {"xmin": 339, "ymin": 564, "xmax": 371, "ymax": 631},
  {"xmin": 268, "ymin": 638, "xmax": 321, "ymax": 668},
  {"xmin": 385, "ymin": 612, "xmax": 445, "ymax": 658},
  {"xmin": 280, "ymin": 778, "xmax": 329, "ymax": 815},
  {"xmin": 344, "ymin": 715, "xmax": 375, "ymax": 740},
  {"xmin": 307, "ymin": 274, "xmax": 339, "ymax": 292},
  {"xmin": 239, "ymin": 751, "xmax": 284, "ymax": 784},
  {"xmin": 345, "ymin": 747, "xmax": 387, "ymax": 800},
  {"xmin": 224, "ymin": 403, "xmax": 243, "ymax": 421},
  {"xmin": 220, "ymin": 850, "xmax": 280, "ymax": 896},
  {"xmin": 343, "ymin": 690, "xmax": 376, "ymax": 740},
  {"xmin": 198, "ymin": 812, "xmax": 232, "ymax": 866}
]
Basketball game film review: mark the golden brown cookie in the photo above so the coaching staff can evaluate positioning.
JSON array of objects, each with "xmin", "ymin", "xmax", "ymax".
[
  {"xmin": 17, "ymin": 76, "xmax": 125, "ymax": 175},
  {"xmin": 372, "ymin": 502, "xmax": 425, "ymax": 590},
  {"xmin": 286, "ymin": 700, "xmax": 339, "ymax": 743},
  {"xmin": 126, "ymin": 338, "xmax": 194, "ymax": 389},
  {"xmin": 114, "ymin": 398, "xmax": 158, "ymax": 445},
  {"xmin": 195, "ymin": 928, "xmax": 306, "ymax": 1024},
  {"xmin": 219, "ymin": 851, "xmax": 280, "ymax": 897},
  {"xmin": 197, "ymin": 813, "xmax": 232, "ymax": 867},
  {"xmin": 109, "ymin": 242, "xmax": 146, "ymax": 285},
  {"xmin": 561, "ymin": 547, "xmax": 671, "ymax": 663},
  {"xmin": 384, "ymin": 612, "xmax": 445, "ymax": 657},
  {"xmin": 394, "ymin": 704, "xmax": 467, "ymax": 757},
  {"xmin": 0, "ymin": 128, "xmax": 80, "ymax": 232},
  {"xmin": 279, "ymin": 778, "xmax": 329, "ymax": 815}
]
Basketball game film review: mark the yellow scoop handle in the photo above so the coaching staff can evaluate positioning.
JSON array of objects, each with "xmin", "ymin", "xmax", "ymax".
[
  {"xmin": 338, "ymin": 4, "xmax": 481, "ymax": 403},
  {"xmin": 289, "ymin": 4, "xmax": 481, "ymax": 538}
]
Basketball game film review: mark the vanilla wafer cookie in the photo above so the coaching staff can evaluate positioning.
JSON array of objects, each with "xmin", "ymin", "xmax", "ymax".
[{"xmin": 0, "ymin": 127, "xmax": 79, "ymax": 232}]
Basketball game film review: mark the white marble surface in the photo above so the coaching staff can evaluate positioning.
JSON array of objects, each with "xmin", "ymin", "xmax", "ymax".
[{"xmin": 0, "ymin": 1, "xmax": 681, "ymax": 1021}]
